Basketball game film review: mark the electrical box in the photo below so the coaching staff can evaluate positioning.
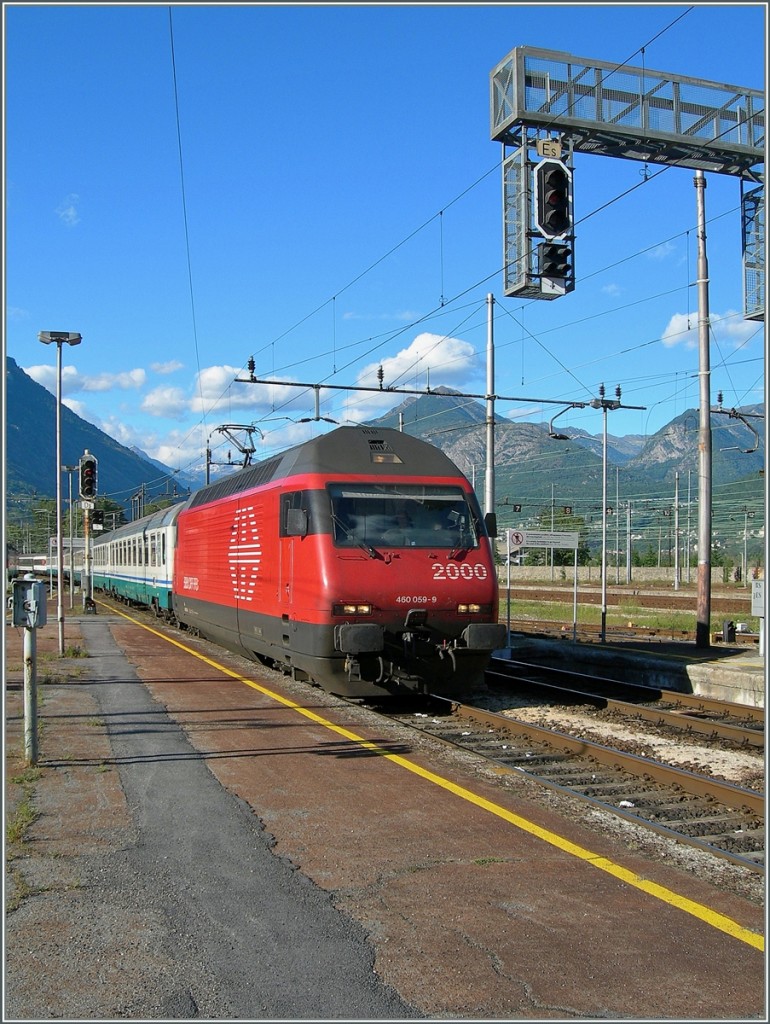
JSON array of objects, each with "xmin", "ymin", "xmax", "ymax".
[{"xmin": 11, "ymin": 576, "xmax": 48, "ymax": 628}]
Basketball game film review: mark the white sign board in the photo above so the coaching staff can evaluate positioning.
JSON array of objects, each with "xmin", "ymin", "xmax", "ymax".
[
  {"xmin": 751, "ymin": 580, "xmax": 765, "ymax": 618},
  {"xmin": 515, "ymin": 529, "xmax": 579, "ymax": 550}
]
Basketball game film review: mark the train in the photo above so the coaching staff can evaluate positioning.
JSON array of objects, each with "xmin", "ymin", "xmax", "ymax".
[{"xmin": 92, "ymin": 426, "xmax": 506, "ymax": 698}]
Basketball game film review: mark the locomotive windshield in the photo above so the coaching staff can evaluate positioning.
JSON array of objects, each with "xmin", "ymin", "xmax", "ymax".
[{"xmin": 329, "ymin": 483, "xmax": 479, "ymax": 549}]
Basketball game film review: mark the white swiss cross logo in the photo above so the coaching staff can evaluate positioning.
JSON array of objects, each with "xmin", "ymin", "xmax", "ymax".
[{"xmin": 228, "ymin": 505, "xmax": 261, "ymax": 601}]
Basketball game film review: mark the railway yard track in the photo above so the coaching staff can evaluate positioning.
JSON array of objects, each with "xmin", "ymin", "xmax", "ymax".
[
  {"xmin": 374, "ymin": 663, "xmax": 765, "ymax": 874},
  {"xmin": 504, "ymin": 617, "xmax": 760, "ymax": 645},
  {"xmin": 501, "ymin": 584, "xmax": 760, "ymax": 644}
]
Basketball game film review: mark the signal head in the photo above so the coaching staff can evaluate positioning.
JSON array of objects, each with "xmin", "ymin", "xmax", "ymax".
[
  {"xmin": 79, "ymin": 453, "xmax": 98, "ymax": 499},
  {"xmin": 535, "ymin": 158, "xmax": 573, "ymax": 239}
]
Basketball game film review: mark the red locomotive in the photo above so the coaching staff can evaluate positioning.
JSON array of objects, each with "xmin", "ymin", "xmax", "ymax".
[{"xmin": 173, "ymin": 426, "xmax": 505, "ymax": 697}]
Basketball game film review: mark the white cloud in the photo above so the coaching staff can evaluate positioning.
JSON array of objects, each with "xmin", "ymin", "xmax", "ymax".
[
  {"xmin": 648, "ymin": 241, "xmax": 676, "ymax": 261},
  {"xmin": 661, "ymin": 309, "xmax": 764, "ymax": 350},
  {"xmin": 81, "ymin": 369, "xmax": 147, "ymax": 392},
  {"xmin": 61, "ymin": 398, "xmax": 89, "ymax": 418},
  {"xmin": 56, "ymin": 193, "xmax": 80, "ymax": 227},
  {"xmin": 24, "ymin": 364, "xmax": 146, "ymax": 395},
  {"xmin": 141, "ymin": 386, "xmax": 190, "ymax": 420},
  {"xmin": 601, "ymin": 283, "xmax": 621, "ymax": 297},
  {"xmin": 151, "ymin": 360, "xmax": 184, "ymax": 375},
  {"xmin": 355, "ymin": 331, "xmax": 478, "ymax": 390},
  {"xmin": 342, "ymin": 331, "xmax": 479, "ymax": 421},
  {"xmin": 661, "ymin": 312, "xmax": 697, "ymax": 349},
  {"xmin": 188, "ymin": 365, "xmax": 320, "ymax": 418},
  {"xmin": 342, "ymin": 309, "xmax": 421, "ymax": 322}
]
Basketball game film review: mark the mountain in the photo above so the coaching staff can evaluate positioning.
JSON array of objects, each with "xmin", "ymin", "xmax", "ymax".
[
  {"xmin": 5, "ymin": 357, "xmax": 187, "ymax": 505},
  {"xmin": 128, "ymin": 446, "xmax": 200, "ymax": 494},
  {"xmin": 5, "ymin": 359, "xmax": 765, "ymax": 514}
]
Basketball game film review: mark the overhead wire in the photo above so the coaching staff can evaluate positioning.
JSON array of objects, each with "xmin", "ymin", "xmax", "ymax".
[
  {"xmin": 165, "ymin": 3, "xmax": 759, "ymax": 477},
  {"xmin": 168, "ymin": 7, "xmax": 207, "ymax": 434}
]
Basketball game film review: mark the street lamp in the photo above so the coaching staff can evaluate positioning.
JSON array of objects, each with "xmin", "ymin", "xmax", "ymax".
[{"xmin": 39, "ymin": 331, "xmax": 82, "ymax": 654}]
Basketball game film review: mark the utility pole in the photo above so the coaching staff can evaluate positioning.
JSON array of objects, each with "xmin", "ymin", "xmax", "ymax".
[
  {"xmin": 695, "ymin": 171, "xmax": 712, "ymax": 647},
  {"xmin": 485, "ymin": 293, "xmax": 495, "ymax": 523},
  {"xmin": 674, "ymin": 471, "xmax": 680, "ymax": 591}
]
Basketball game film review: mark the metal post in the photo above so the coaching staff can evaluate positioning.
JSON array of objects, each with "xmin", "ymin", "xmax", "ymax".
[
  {"xmin": 23, "ymin": 623, "xmax": 38, "ymax": 765},
  {"xmin": 39, "ymin": 330, "xmax": 81, "ymax": 650},
  {"xmin": 674, "ymin": 472, "xmax": 680, "ymax": 591},
  {"xmin": 686, "ymin": 470, "xmax": 692, "ymax": 585},
  {"xmin": 54, "ymin": 341, "xmax": 65, "ymax": 654},
  {"xmin": 615, "ymin": 467, "xmax": 620, "ymax": 585},
  {"xmin": 67, "ymin": 468, "xmax": 75, "ymax": 609},
  {"xmin": 82, "ymin": 509, "xmax": 93, "ymax": 612},
  {"xmin": 548, "ymin": 481, "xmax": 557, "ymax": 581},
  {"xmin": 601, "ymin": 403, "xmax": 608, "ymax": 643},
  {"xmin": 506, "ymin": 528, "xmax": 511, "ymax": 649},
  {"xmin": 694, "ymin": 171, "xmax": 712, "ymax": 647},
  {"xmin": 484, "ymin": 293, "xmax": 495, "ymax": 519}
]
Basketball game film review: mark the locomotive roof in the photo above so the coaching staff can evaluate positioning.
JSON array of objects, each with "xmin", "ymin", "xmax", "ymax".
[{"xmin": 189, "ymin": 426, "xmax": 468, "ymax": 509}]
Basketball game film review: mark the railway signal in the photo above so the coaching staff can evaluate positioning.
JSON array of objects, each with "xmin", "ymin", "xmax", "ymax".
[
  {"xmin": 537, "ymin": 240, "xmax": 574, "ymax": 296},
  {"xmin": 534, "ymin": 158, "xmax": 572, "ymax": 239},
  {"xmin": 79, "ymin": 452, "xmax": 97, "ymax": 500}
]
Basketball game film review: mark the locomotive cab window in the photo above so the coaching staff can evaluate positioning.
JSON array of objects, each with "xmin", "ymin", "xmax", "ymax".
[
  {"xmin": 280, "ymin": 490, "xmax": 327, "ymax": 537},
  {"xmin": 328, "ymin": 483, "xmax": 479, "ymax": 549}
]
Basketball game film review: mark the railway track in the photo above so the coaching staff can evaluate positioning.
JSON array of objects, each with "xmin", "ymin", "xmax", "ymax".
[
  {"xmin": 503, "ymin": 617, "xmax": 760, "ymax": 646},
  {"xmin": 486, "ymin": 658, "xmax": 765, "ymax": 749},
  {"xmin": 381, "ymin": 693, "xmax": 764, "ymax": 874},
  {"xmin": 502, "ymin": 584, "xmax": 754, "ymax": 616}
]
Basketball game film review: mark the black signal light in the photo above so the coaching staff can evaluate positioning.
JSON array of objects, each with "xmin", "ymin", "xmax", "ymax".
[
  {"xmin": 535, "ymin": 158, "xmax": 572, "ymax": 239},
  {"xmin": 79, "ymin": 453, "xmax": 98, "ymax": 499},
  {"xmin": 539, "ymin": 242, "xmax": 572, "ymax": 278}
]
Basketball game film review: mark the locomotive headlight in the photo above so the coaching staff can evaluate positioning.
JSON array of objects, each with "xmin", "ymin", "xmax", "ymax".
[
  {"xmin": 457, "ymin": 603, "xmax": 484, "ymax": 614},
  {"xmin": 333, "ymin": 603, "xmax": 373, "ymax": 616}
]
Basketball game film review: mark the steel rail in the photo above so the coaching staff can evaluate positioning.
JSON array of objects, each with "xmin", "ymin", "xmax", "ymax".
[
  {"xmin": 433, "ymin": 695, "xmax": 765, "ymax": 818},
  {"xmin": 486, "ymin": 665, "xmax": 765, "ymax": 748}
]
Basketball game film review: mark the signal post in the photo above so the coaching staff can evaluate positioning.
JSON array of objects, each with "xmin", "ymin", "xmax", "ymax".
[{"xmin": 78, "ymin": 450, "xmax": 98, "ymax": 613}]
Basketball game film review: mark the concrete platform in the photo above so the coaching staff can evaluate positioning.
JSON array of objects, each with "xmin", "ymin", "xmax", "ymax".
[
  {"xmin": 5, "ymin": 608, "xmax": 765, "ymax": 1020},
  {"xmin": 504, "ymin": 632, "xmax": 766, "ymax": 708}
]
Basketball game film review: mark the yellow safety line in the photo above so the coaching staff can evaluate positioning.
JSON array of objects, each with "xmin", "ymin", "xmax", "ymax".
[{"xmin": 103, "ymin": 602, "xmax": 764, "ymax": 952}]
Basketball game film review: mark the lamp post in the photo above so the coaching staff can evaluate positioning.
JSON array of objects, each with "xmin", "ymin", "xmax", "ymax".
[{"xmin": 38, "ymin": 331, "xmax": 82, "ymax": 655}]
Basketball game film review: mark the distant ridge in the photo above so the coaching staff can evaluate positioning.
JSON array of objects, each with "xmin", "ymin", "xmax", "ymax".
[
  {"xmin": 5, "ymin": 356, "xmax": 184, "ymax": 503},
  {"xmin": 5, "ymin": 357, "xmax": 764, "ymax": 511}
]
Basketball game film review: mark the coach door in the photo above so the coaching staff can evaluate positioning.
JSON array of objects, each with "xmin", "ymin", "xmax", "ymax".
[{"xmin": 279, "ymin": 491, "xmax": 308, "ymax": 615}]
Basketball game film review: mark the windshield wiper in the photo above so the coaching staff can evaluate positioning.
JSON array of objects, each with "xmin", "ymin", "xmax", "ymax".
[{"xmin": 331, "ymin": 513, "xmax": 383, "ymax": 560}]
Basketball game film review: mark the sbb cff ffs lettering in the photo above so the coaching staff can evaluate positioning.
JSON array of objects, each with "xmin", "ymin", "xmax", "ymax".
[{"xmin": 79, "ymin": 453, "xmax": 98, "ymax": 499}]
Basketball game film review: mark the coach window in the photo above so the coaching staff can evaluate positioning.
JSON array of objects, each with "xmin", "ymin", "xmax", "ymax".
[{"xmin": 161, "ymin": 535, "xmax": 166, "ymax": 565}]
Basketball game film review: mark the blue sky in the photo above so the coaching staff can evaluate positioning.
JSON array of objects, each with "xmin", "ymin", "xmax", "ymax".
[{"xmin": 4, "ymin": 2, "xmax": 766, "ymax": 480}]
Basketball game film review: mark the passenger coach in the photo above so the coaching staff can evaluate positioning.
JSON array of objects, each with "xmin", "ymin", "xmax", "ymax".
[{"xmin": 92, "ymin": 503, "xmax": 182, "ymax": 617}]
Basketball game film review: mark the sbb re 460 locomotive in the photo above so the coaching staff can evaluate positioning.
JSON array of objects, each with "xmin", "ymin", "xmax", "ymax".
[{"xmin": 94, "ymin": 427, "xmax": 506, "ymax": 698}]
